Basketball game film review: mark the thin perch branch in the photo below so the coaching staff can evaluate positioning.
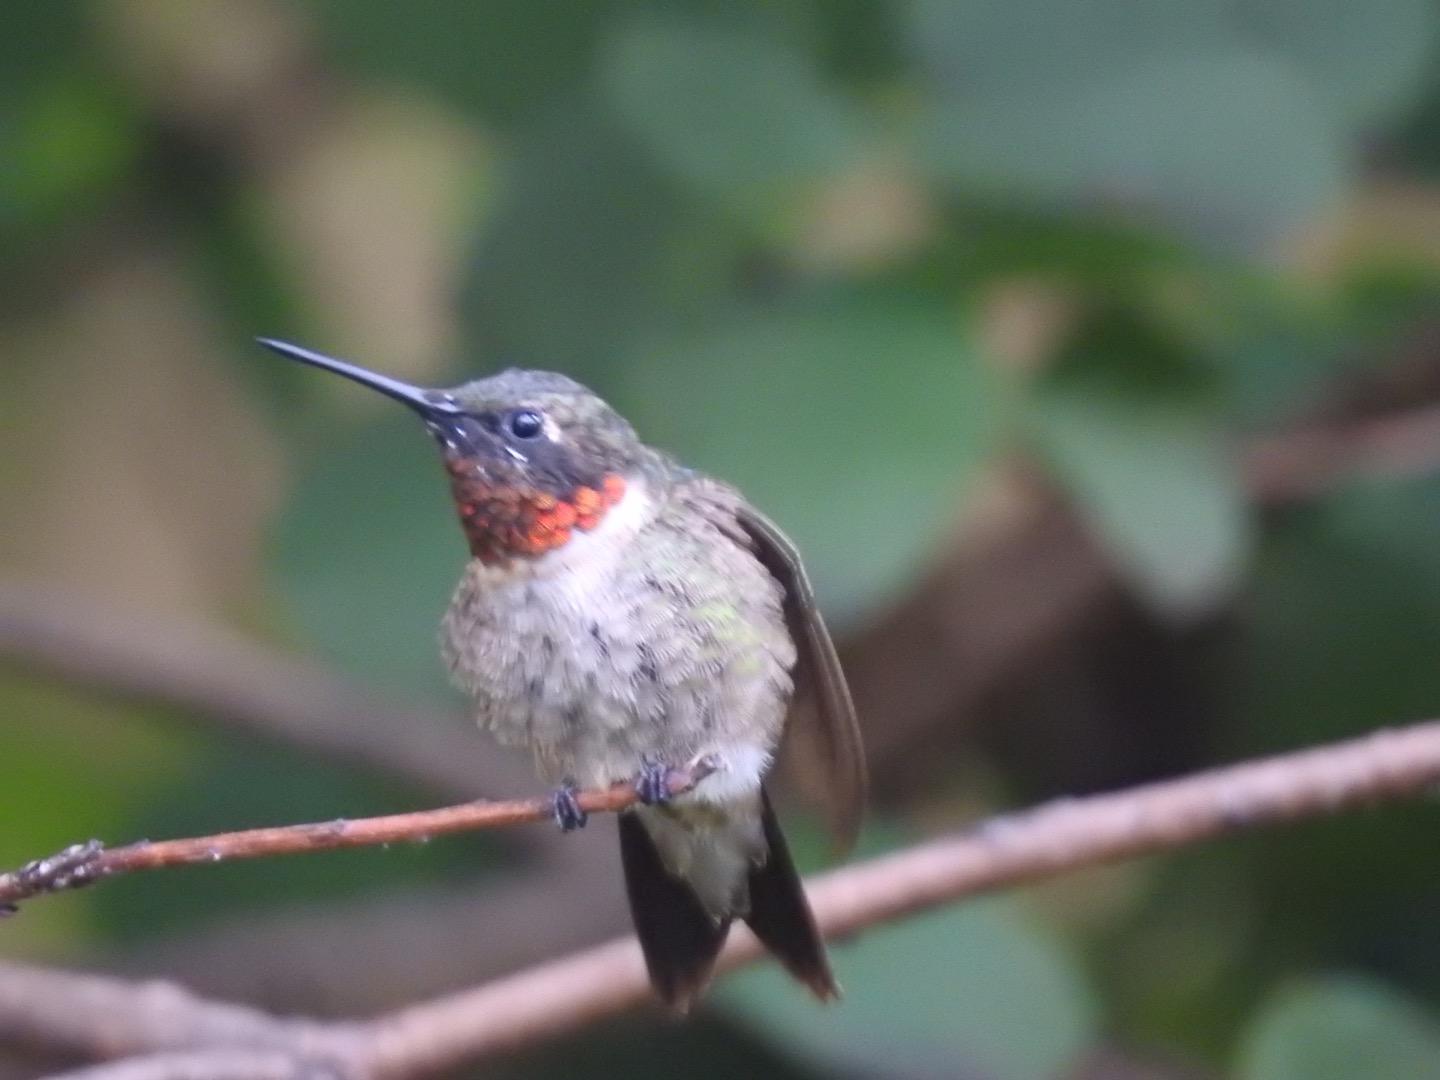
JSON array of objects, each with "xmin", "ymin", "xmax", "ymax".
[
  {"xmin": 0, "ymin": 764, "xmax": 714, "ymax": 911},
  {"xmin": 3, "ymin": 721, "xmax": 1440, "ymax": 1078}
]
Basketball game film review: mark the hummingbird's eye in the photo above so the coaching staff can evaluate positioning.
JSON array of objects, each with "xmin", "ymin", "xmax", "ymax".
[{"xmin": 508, "ymin": 409, "xmax": 544, "ymax": 439}]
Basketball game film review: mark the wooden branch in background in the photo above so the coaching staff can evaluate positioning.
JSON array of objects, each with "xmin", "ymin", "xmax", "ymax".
[
  {"xmin": 0, "ymin": 958, "xmax": 358, "ymax": 1077},
  {"xmin": 4, "ymin": 720, "xmax": 1440, "ymax": 1078},
  {"xmin": 47, "ymin": 1049, "xmax": 328, "ymax": 1080},
  {"xmin": 0, "ymin": 764, "xmax": 714, "ymax": 912},
  {"xmin": 1243, "ymin": 399, "xmax": 1440, "ymax": 504},
  {"xmin": 0, "ymin": 582, "xmax": 529, "ymax": 804}
]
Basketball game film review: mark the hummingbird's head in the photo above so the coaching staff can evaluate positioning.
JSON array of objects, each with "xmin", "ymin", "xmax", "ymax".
[{"xmin": 259, "ymin": 340, "xmax": 645, "ymax": 564}]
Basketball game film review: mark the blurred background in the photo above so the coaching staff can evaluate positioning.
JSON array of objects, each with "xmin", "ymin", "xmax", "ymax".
[{"xmin": 4, "ymin": 2, "xmax": 1440, "ymax": 1077}]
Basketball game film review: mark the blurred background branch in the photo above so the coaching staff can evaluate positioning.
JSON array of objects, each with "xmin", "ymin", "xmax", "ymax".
[
  {"xmin": 0, "ymin": 582, "xmax": 532, "ymax": 803},
  {"xmin": 48, "ymin": 1049, "xmax": 335, "ymax": 1080}
]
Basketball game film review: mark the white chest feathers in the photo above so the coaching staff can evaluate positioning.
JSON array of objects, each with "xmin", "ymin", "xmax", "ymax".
[{"xmin": 439, "ymin": 478, "xmax": 659, "ymax": 754}]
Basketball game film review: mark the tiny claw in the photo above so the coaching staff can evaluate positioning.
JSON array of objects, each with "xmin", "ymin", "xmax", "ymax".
[
  {"xmin": 551, "ymin": 782, "xmax": 587, "ymax": 832},
  {"xmin": 687, "ymin": 752, "xmax": 721, "ymax": 780},
  {"xmin": 635, "ymin": 756, "xmax": 672, "ymax": 806}
]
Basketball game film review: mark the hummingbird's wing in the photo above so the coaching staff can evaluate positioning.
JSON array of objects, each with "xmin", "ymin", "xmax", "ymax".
[{"xmin": 736, "ymin": 505, "xmax": 868, "ymax": 854}]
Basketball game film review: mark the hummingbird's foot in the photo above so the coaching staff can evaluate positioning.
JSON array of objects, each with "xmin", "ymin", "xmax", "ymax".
[
  {"xmin": 634, "ymin": 755, "xmax": 672, "ymax": 806},
  {"xmin": 550, "ymin": 782, "xmax": 588, "ymax": 832}
]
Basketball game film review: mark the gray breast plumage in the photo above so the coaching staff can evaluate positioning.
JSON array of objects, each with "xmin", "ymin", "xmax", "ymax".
[{"xmin": 439, "ymin": 475, "xmax": 797, "ymax": 789}]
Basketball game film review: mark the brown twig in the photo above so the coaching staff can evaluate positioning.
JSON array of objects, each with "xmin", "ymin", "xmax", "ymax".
[
  {"xmin": 0, "ymin": 959, "xmax": 356, "ymax": 1069},
  {"xmin": 1243, "ymin": 400, "xmax": 1440, "ymax": 504},
  {"xmin": 3, "ymin": 720, "xmax": 1440, "ymax": 1078},
  {"xmin": 0, "ymin": 765, "xmax": 713, "ymax": 911},
  {"xmin": 44, "ymin": 1049, "xmax": 329, "ymax": 1080}
]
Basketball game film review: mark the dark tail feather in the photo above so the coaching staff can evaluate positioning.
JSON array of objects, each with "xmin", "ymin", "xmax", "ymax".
[
  {"xmin": 619, "ymin": 811, "xmax": 730, "ymax": 1012},
  {"xmin": 743, "ymin": 789, "xmax": 838, "ymax": 1000}
]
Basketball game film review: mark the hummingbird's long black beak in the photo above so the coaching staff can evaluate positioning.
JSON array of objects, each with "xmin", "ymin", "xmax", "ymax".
[{"xmin": 257, "ymin": 338, "xmax": 463, "ymax": 417}]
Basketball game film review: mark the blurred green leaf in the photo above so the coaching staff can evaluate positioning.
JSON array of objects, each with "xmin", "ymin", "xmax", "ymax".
[
  {"xmin": 493, "ymin": 1014, "xmax": 815, "ymax": 1080},
  {"xmin": 1232, "ymin": 477, "xmax": 1440, "ymax": 752},
  {"xmin": 0, "ymin": 678, "xmax": 187, "ymax": 865},
  {"xmin": 612, "ymin": 295, "xmax": 999, "ymax": 624},
  {"xmin": 1235, "ymin": 0, "xmax": 1438, "ymax": 127},
  {"xmin": 948, "ymin": 208, "xmax": 1199, "ymax": 289},
  {"xmin": 722, "ymin": 896, "xmax": 1097, "ymax": 1079},
  {"xmin": 1195, "ymin": 281, "xmax": 1351, "ymax": 429},
  {"xmin": 309, "ymin": 0, "xmax": 622, "ymax": 126},
  {"xmin": 1202, "ymin": 266, "xmax": 1440, "ymax": 429},
  {"xmin": 463, "ymin": 100, "xmax": 741, "ymax": 378},
  {"xmin": 1099, "ymin": 847, "xmax": 1262, "ymax": 1058},
  {"xmin": 1394, "ymin": 75, "xmax": 1440, "ymax": 177},
  {"xmin": 909, "ymin": 0, "xmax": 1229, "ymax": 100},
  {"xmin": 0, "ymin": 4, "xmax": 84, "ymax": 96},
  {"xmin": 309, "ymin": 0, "xmax": 823, "ymax": 129},
  {"xmin": 601, "ymin": 19, "xmax": 866, "ymax": 225},
  {"xmin": 0, "ymin": 71, "xmax": 135, "ymax": 236},
  {"xmin": 909, "ymin": 0, "xmax": 1438, "ymax": 131},
  {"xmin": 921, "ymin": 48, "xmax": 1344, "ymax": 246},
  {"xmin": 0, "ymin": 6, "xmax": 134, "ymax": 243},
  {"xmin": 1236, "ymin": 976, "xmax": 1440, "ymax": 1080},
  {"xmin": 0, "ymin": 676, "xmax": 191, "ymax": 951},
  {"xmin": 1028, "ymin": 324, "xmax": 1249, "ymax": 614},
  {"xmin": 1218, "ymin": 479, "xmax": 1440, "ymax": 1006}
]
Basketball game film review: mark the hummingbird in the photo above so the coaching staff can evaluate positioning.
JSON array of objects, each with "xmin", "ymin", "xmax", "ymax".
[{"xmin": 259, "ymin": 338, "xmax": 866, "ymax": 1009}]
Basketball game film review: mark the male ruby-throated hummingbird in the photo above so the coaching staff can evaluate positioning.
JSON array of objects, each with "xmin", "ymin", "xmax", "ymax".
[{"xmin": 259, "ymin": 338, "xmax": 866, "ymax": 1009}]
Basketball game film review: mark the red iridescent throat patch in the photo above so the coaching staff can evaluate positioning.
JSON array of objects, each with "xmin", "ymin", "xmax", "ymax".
[{"xmin": 446, "ymin": 459, "xmax": 627, "ymax": 563}]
